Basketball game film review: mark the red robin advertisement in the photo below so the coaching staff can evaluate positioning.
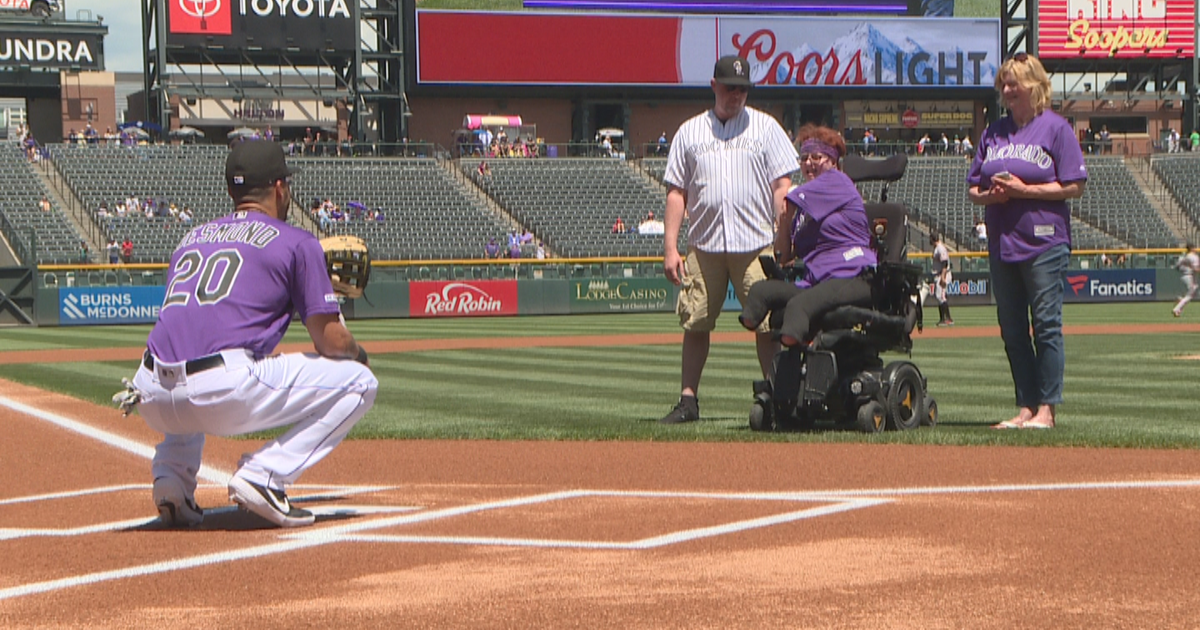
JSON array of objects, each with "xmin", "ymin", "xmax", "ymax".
[{"xmin": 408, "ymin": 281, "xmax": 519, "ymax": 318}]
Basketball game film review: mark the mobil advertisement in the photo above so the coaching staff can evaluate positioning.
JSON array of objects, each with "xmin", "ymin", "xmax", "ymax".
[
  {"xmin": 943, "ymin": 271, "xmax": 991, "ymax": 306},
  {"xmin": 416, "ymin": 10, "xmax": 1000, "ymax": 88},
  {"xmin": 1063, "ymin": 269, "xmax": 1156, "ymax": 303},
  {"xmin": 1037, "ymin": 0, "xmax": 1194, "ymax": 60},
  {"xmin": 570, "ymin": 278, "xmax": 674, "ymax": 314},
  {"xmin": 409, "ymin": 280, "xmax": 519, "ymax": 318},
  {"xmin": 59, "ymin": 287, "xmax": 165, "ymax": 325}
]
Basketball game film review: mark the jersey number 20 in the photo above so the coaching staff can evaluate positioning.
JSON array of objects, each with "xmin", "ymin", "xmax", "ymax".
[{"xmin": 163, "ymin": 249, "xmax": 244, "ymax": 309}]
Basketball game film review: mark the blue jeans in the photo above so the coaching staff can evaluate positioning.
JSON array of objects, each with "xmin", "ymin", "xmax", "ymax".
[{"xmin": 988, "ymin": 244, "xmax": 1068, "ymax": 408}]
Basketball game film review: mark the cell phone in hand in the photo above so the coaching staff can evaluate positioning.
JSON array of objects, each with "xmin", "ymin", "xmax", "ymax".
[{"xmin": 994, "ymin": 171, "xmax": 1012, "ymax": 180}]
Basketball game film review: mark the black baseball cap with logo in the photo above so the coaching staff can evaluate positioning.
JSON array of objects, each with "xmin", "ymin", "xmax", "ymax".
[
  {"xmin": 713, "ymin": 55, "xmax": 753, "ymax": 87},
  {"xmin": 225, "ymin": 140, "xmax": 296, "ymax": 188}
]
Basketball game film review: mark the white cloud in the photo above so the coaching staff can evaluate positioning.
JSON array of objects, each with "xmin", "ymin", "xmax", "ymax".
[{"xmin": 84, "ymin": 0, "xmax": 145, "ymax": 72}]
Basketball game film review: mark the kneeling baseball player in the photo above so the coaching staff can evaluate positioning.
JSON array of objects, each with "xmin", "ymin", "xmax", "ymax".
[{"xmin": 117, "ymin": 140, "xmax": 377, "ymax": 528}]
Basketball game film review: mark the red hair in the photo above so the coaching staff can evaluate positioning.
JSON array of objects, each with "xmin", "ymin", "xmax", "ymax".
[{"xmin": 794, "ymin": 124, "xmax": 845, "ymax": 159}]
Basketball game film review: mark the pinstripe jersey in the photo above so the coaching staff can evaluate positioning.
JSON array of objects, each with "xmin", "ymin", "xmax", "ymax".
[{"xmin": 663, "ymin": 106, "xmax": 798, "ymax": 254}]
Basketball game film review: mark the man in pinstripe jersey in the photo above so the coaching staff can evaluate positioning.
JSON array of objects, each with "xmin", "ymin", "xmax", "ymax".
[{"xmin": 659, "ymin": 55, "xmax": 799, "ymax": 424}]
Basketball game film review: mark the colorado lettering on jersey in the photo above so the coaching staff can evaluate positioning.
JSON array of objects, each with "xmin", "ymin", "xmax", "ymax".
[
  {"xmin": 693, "ymin": 137, "xmax": 765, "ymax": 156},
  {"xmin": 179, "ymin": 221, "xmax": 281, "ymax": 249},
  {"xmin": 984, "ymin": 143, "xmax": 1054, "ymax": 169}
]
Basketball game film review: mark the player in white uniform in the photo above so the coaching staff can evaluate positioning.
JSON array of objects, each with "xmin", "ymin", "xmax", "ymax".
[
  {"xmin": 123, "ymin": 141, "xmax": 377, "ymax": 528},
  {"xmin": 659, "ymin": 54, "xmax": 799, "ymax": 424},
  {"xmin": 931, "ymin": 233, "xmax": 954, "ymax": 326},
  {"xmin": 1173, "ymin": 242, "xmax": 1199, "ymax": 317}
]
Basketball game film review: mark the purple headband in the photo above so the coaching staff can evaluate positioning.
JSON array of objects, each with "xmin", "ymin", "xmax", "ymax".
[{"xmin": 799, "ymin": 138, "xmax": 840, "ymax": 163}]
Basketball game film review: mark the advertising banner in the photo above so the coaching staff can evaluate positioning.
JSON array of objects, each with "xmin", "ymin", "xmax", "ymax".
[
  {"xmin": 1037, "ymin": 0, "xmax": 1194, "ymax": 59},
  {"xmin": 409, "ymin": 280, "xmax": 519, "ymax": 318},
  {"xmin": 165, "ymin": 0, "xmax": 357, "ymax": 54},
  {"xmin": 416, "ymin": 10, "xmax": 1000, "ymax": 88},
  {"xmin": 569, "ymin": 278, "xmax": 674, "ymax": 314},
  {"xmin": 0, "ymin": 32, "xmax": 103, "ymax": 70},
  {"xmin": 1062, "ymin": 269, "xmax": 1157, "ymax": 303},
  {"xmin": 942, "ymin": 271, "xmax": 992, "ymax": 306},
  {"xmin": 59, "ymin": 287, "xmax": 165, "ymax": 326}
]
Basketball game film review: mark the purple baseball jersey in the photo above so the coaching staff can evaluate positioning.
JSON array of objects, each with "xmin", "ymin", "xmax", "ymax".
[
  {"xmin": 787, "ymin": 169, "xmax": 877, "ymax": 288},
  {"xmin": 147, "ymin": 211, "xmax": 341, "ymax": 362},
  {"xmin": 967, "ymin": 110, "xmax": 1087, "ymax": 263}
]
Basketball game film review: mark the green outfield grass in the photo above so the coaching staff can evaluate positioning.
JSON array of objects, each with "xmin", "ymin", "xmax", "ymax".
[{"xmin": 0, "ymin": 303, "xmax": 1196, "ymax": 447}]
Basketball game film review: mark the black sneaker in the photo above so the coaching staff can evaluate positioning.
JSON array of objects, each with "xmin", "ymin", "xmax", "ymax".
[
  {"xmin": 659, "ymin": 395, "xmax": 699, "ymax": 424},
  {"xmin": 228, "ymin": 476, "xmax": 314, "ymax": 528}
]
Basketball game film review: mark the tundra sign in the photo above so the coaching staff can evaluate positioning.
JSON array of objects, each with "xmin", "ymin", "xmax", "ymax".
[
  {"xmin": 165, "ymin": 0, "xmax": 357, "ymax": 54},
  {"xmin": 0, "ymin": 32, "xmax": 102, "ymax": 69}
]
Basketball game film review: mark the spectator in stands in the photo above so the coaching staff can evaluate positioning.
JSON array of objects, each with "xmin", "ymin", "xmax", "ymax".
[
  {"xmin": 862, "ymin": 128, "xmax": 874, "ymax": 155},
  {"xmin": 477, "ymin": 160, "xmax": 492, "ymax": 183},
  {"xmin": 38, "ymin": 196, "xmax": 51, "ymax": 212},
  {"xmin": 264, "ymin": 125, "xmax": 274, "ymax": 142},
  {"xmin": 1170, "ymin": 128, "xmax": 1181, "ymax": 153},
  {"xmin": 508, "ymin": 238, "xmax": 522, "ymax": 260},
  {"xmin": 114, "ymin": 201, "xmax": 127, "ymax": 217},
  {"xmin": 329, "ymin": 205, "xmax": 344, "ymax": 223},
  {"xmin": 536, "ymin": 241, "xmax": 545, "ymax": 260},
  {"xmin": 612, "ymin": 217, "xmax": 626, "ymax": 233},
  {"xmin": 304, "ymin": 127, "xmax": 314, "ymax": 155},
  {"xmin": 1100, "ymin": 252, "xmax": 1111, "ymax": 267},
  {"xmin": 96, "ymin": 201, "xmax": 109, "ymax": 219},
  {"xmin": 917, "ymin": 133, "xmax": 930, "ymax": 156},
  {"xmin": 658, "ymin": 54, "xmax": 798, "ymax": 425},
  {"xmin": 954, "ymin": 135, "xmax": 962, "ymax": 154},
  {"xmin": 107, "ymin": 239, "xmax": 120, "ymax": 265},
  {"xmin": 79, "ymin": 240, "xmax": 90, "ymax": 263},
  {"xmin": 373, "ymin": 208, "xmax": 385, "ymax": 222},
  {"xmin": 485, "ymin": 237, "xmax": 500, "ymax": 259},
  {"xmin": 520, "ymin": 228, "xmax": 534, "ymax": 245},
  {"xmin": 968, "ymin": 52, "xmax": 1086, "ymax": 431},
  {"xmin": 68, "ymin": 128, "xmax": 79, "ymax": 144},
  {"xmin": 104, "ymin": 127, "xmax": 117, "ymax": 144},
  {"xmin": 1099, "ymin": 125, "xmax": 1111, "ymax": 154},
  {"xmin": 961, "ymin": 135, "xmax": 973, "ymax": 157},
  {"xmin": 179, "ymin": 206, "xmax": 193, "ymax": 225},
  {"xmin": 121, "ymin": 237, "xmax": 134, "ymax": 264},
  {"xmin": 974, "ymin": 216, "xmax": 987, "ymax": 247},
  {"xmin": 657, "ymin": 131, "xmax": 668, "ymax": 156},
  {"xmin": 1115, "ymin": 253, "xmax": 1126, "ymax": 267},
  {"xmin": 600, "ymin": 134, "xmax": 614, "ymax": 157},
  {"xmin": 1191, "ymin": 129, "xmax": 1200, "ymax": 152},
  {"xmin": 941, "ymin": 133, "xmax": 950, "ymax": 154}
]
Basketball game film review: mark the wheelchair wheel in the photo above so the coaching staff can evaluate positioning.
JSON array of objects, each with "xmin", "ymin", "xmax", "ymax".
[
  {"xmin": 884, "ymin": 362, "xmax": 924, "ymax": 431},
  {"xmin": 749, "ymin": 394, "xmax": 774, "ymax": 432},
  {"xmin": 921, "ymin": 395, "xmax": 938, "ymax": 427},
  {"xmin": 854, "ymin": 400, "xmax": 886, "ymax": 433}
]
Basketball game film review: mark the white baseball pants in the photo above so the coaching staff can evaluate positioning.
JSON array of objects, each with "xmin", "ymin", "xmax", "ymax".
[{"xmin": 133, "ymin": 349, "xmax": 378, "ymax": 497}]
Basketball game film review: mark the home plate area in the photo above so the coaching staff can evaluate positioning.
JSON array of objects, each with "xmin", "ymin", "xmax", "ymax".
[{"xmin": 0, "ymin": 484, "xmax": 888, "ymax": 546}]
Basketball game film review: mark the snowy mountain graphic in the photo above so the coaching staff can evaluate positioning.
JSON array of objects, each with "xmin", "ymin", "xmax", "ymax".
[{"xmin": 767, "ymin": 23, "xmax": 997, "ymax": 86}]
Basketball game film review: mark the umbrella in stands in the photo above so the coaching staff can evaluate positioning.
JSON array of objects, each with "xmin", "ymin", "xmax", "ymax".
[
  {"xmin": 227, "ymin": 127, "xmax": 261, "ymax": 140},
  {"xmin": 169, "ymin": 126, "xmax": 205, "ymax": 139},
  {"xmin": 120, "ymin": 120, "xmax": 163, "ymax": 133},
  {"xmin": 120, "ymin": 126, "xmax": 150, "ymax": 139}
]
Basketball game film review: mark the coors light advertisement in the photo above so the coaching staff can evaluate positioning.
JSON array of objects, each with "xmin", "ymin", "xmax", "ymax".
[{"xmin": 416, "ymin": 11, "xmax": 1001, "ymax": 88}]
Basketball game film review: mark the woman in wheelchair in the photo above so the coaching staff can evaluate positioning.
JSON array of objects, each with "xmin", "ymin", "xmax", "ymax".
[{"xmin": 738, "ymin": 124, "xmax": 876, "ymax": 347}]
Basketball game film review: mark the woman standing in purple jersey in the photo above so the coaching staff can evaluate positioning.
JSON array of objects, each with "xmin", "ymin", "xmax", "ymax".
[{"xmin": 967, "ymin": 53, "xmax": 1087, "ymax": 430}]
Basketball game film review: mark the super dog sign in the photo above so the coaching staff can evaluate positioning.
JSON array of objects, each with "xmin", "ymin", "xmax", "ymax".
[{"xmin": 1037, "ymin": 0, "xmax": 1194, "ymax": 59}]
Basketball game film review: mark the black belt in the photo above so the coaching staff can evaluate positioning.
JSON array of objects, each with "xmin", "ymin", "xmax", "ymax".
[{"xmin": 143, "ymin": 350, "xmax": 225, "ymax": 375}]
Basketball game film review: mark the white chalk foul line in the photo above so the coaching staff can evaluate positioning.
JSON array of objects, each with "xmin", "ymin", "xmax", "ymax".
[{"xmin": 0, "ymin": 396, "xmax": 231, "ymax": 484}]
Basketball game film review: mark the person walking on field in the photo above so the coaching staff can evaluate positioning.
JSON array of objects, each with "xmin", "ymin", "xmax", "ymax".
[
  {"xmin": 931, "ymin": 233, "xmax": 954, "ymax": 326},
  {"xmin": 124, "ymin": 141, "xmax": 377, "ymax": 528},
  {"xmin": 1172, "ymin": 242, "xmax": 1199, "ymax": 317},
  {"xmin": 659, "ymin": 54, "xmax": 799, "ymax": 424}
]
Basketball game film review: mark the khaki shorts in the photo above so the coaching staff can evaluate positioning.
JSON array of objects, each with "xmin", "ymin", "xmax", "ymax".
[{"xmin": 677, "ymin": 247, "xmax": 772, "ymax": 333}]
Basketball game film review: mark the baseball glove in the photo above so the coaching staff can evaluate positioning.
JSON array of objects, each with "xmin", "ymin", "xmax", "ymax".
[{"xmin": 320, "ymin": 235, "xmax": 371, "ymax": 299}]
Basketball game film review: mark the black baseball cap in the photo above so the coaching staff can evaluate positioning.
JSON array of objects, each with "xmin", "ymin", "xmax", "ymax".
[
  {"xmin": 713, "ymin": 55, "xmax": 753, "ymax": 87},
  {"xmin": 225, "ymin": 140, "xmax": 295, "ymax": 188}
]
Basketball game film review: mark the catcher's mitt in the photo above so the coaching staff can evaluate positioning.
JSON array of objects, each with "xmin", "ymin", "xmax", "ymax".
[{"xmin": 320, "ymin": 235, "xmax": 371, "ymax": 299}]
